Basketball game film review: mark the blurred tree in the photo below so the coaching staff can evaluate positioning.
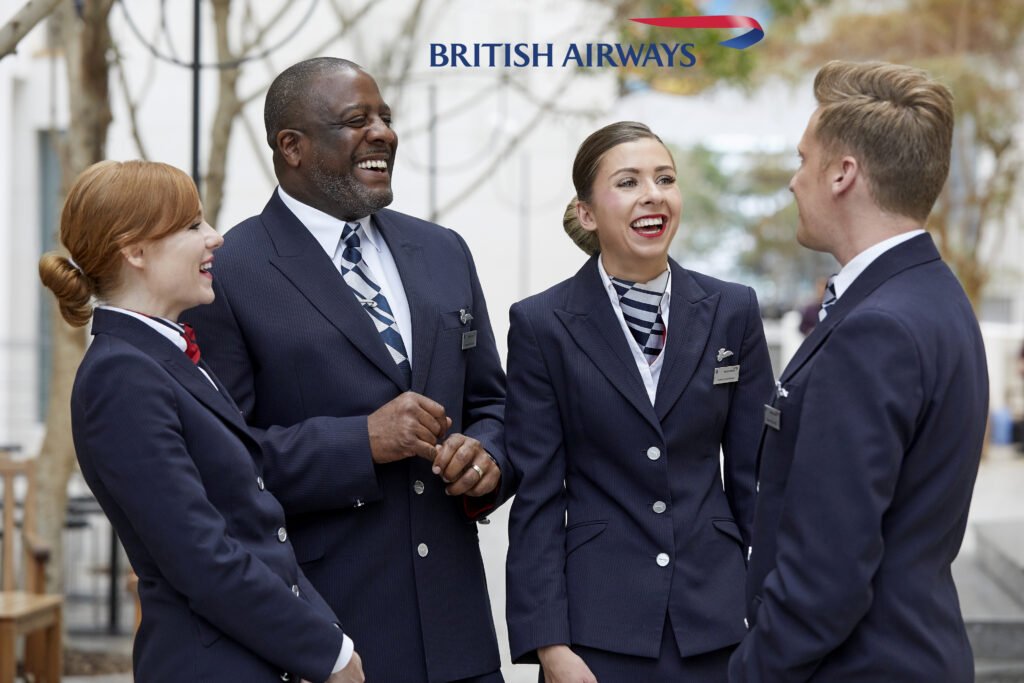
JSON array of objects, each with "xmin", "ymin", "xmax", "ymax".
[
  {"xmin": 794, "ymin": 0, "xmax": 1024, "ymax": 310},
  {"xmin": 35, "ymin": 0, "xmax": 115, "ymax": 594}
]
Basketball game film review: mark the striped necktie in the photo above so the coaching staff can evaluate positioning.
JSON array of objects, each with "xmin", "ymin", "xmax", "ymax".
[
  {"xmin": 818, "ymin": 274, "xmax": 838, "ymax": 321},
  {"xmin": 610, "ymin": 270, "xmax": 668, "ymax": 365},
  {"xmin": 337, "ymin": 222, "xmax": 412, "ymax": 386}
]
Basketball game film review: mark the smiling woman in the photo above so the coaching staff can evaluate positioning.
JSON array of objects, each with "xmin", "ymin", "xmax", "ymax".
[
  {"xmin": 37, "ymin": 160, "xmax": 363, "ymax": 683},
  {"xmin": 505, "ymin": 122, "xmax": 776, "ymax": 683}
]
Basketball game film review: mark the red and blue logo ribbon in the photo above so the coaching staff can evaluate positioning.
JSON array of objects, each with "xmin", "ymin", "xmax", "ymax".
[{"xmin": 630, "ymin": 16, "xmax": 765, "ymax": 50}]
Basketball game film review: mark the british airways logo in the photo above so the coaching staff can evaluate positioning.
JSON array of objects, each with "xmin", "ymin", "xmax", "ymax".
[{"xmin": 429, "ymin": 15, "xmax": 764, "ymax": 68}]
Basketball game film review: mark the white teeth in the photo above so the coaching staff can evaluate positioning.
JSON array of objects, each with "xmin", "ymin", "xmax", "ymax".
[
  {"xmin": 200, "ymin": 263, "xmax": 212, "ymax": 272},
  {"xmin": 357, "ymin": 160, "xmax": 388, "ymax": 170},
  {"xmin": 631, "ymin": 217, "xmax": 664, "ymax": 229}
]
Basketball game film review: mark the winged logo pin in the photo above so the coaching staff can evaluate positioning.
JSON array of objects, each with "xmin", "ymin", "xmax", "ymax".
[{"xmin": 716, "ymin": 348, "xmax": 734, "ymax": 362}]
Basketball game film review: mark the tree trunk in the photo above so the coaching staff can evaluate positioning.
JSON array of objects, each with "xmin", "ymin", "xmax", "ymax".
[
  {"xmin": 34, "ymin": 0, "xmax": 113, "ymax": 594},
  {"xmin": 203, "ymin": 0, "xmax": 241, "ymax": 229}
]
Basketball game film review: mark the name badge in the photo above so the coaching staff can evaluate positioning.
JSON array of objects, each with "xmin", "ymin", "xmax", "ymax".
[
  {"xmin": 764, "ymin": 404, "xmax": 781, "ymax": 431},
  {"xmin": 461, "ymin": 330, "xmax": 478, "ymax": 350},
  {"xmin": 713, "ymin": 365, "xmax": 740, "ymax": 385}
]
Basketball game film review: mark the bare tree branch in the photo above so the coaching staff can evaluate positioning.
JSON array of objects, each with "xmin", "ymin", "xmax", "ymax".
[
  {"xmin": 111, "ymin": 39, "xmax": 149, "ymax": 160},
  {"xmin": 0, "ymin": 0, "xmax": 61, "ymax": 60},
  {"xmin": 434, "ymin": 69, "xmax": 579, "ymax": 221}
]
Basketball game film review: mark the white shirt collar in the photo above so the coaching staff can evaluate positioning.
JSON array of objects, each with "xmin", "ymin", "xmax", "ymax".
[
  {"xmin": 276, "ymin": 186, "xmax": 383, "ymax": 258},
  {"xmin": 97, "ymin": 305, "xmax": 187, "ymax": 353},
  {"xmin": 596, "ymin": 255, "xmax": 673, "ymax": 308},
  {"xmin": 833, "ymin": 229, "xmax": 925, "ymax": 300}
]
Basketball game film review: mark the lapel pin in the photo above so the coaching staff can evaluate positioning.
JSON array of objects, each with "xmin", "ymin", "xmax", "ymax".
[
  {"xmin": 459, "ymin": 308, "xmax": 474, "ymax": 325},
  {"xmin": 716, "ymin": 348, "xmax": 734, "ymax": 362},
  {"xmin": 776, "ymin": 380, "xmax": 789, "ymax": 398}
]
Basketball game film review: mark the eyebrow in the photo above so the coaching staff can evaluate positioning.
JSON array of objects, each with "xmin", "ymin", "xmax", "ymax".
[{"xmin": 610, "ymin": 165, "xmax": 675, "ymax": 175}]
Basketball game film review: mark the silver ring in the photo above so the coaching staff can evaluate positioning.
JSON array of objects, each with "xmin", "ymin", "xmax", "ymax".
[{"xmin": 471, "ymin": 464, "xmax": 484, "ymax": 479}]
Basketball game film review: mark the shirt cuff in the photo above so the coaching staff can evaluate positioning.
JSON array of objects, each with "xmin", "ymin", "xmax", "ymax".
[{"xmin": 332, "ymin": 634, "xmax": 355, "ymax": 673}]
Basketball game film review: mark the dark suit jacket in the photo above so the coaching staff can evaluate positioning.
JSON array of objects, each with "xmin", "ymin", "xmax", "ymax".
[
  {"xmin": 183, "ymin": 193, "xmax": 510, "ymax": 682},
  {"xmin": 505, "ymin": 256, "xmax": 774, "ymax": 663},
  {"xmin": 70, "ymin": 309, "xmax": 343, "ymax": 683},
  {"xmin": 729, "ymin": 234, "xmax": 988, "ymax": 682}
]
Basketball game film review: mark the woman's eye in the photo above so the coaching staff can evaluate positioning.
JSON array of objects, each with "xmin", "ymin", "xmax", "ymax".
[
  {"xmin": 617, "ymin": 178, "xmax": 637, "ymax": 188},
  {"xmin": 658, "ymin": 176, "xmax": 676, "ymax": 185}
]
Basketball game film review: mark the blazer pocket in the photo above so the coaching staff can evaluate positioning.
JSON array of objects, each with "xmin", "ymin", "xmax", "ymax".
[
  {"xmin": 565, "ymin": 520, "xmax": 608, "ymax": 556},
  {"xmin": 711, "ymin": 518, "xmax": 744, "ymax": 548},
  {"xmin": 193, "ymin": 613, "xmax": 223, "ymax": 648}
]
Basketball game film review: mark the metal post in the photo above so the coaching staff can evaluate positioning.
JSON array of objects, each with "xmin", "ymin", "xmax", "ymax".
[
  {"xmin": 519, "ymin": 152, "xmax": 529, "ymax": 299},
  {"xmin": 191, "ymin": 0, "xmax": 201, "ymax": 186},
  {"xmin": 428, "ymin": 84, "xmax": 437, "ymax": 219}
]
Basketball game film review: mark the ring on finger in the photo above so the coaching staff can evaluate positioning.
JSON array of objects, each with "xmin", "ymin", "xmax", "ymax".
[{"xmin": 471, "ymin": 464, "xmax": 484, "ymax": 480}]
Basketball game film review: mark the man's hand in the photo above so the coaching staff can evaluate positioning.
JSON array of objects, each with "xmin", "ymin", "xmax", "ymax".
[
  {"xmin": 432, "ymin": 433, "xmax": 500, "ymax": 497},
  {"xmin": 326, "ymin": 651, "xmax": 364, "ymax": 683},
  {"xmin": 537, "ymin": 644, "xmax": 597, "ymax": 683},
  {"xmin": 368, "ymin": 392, "xmax": 450, "ymax": 464}
]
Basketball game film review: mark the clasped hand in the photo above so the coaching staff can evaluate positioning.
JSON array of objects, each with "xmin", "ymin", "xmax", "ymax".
[{"xmin": 367, "ymin": 391, "xmax": 499, "ymax": 496}]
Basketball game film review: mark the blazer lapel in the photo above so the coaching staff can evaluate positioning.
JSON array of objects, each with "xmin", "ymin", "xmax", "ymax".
[
  {"xmin": 556, "ymin": 258, "xmax": 662, "ymax": 433},
  {"xmin": 373, "ymin": 211, "xmax": 436, "ymax": 394},
  {"xmin": 260, "ymin": 194, "xmax": 407, "ymax": 390},
  {"xmin": 91, "ymin": 310, "xmax": 256, "ymax": 444},
  {"xmin": 654, "ymin": 260, "xmax": 720, "ymax": 421},
  {"xmin": 780, "ymin": 233, "xmax": 942, "ymax": 383}
]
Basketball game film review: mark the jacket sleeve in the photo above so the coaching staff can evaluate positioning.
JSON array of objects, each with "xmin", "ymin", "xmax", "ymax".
[
  {"xmin": 451, "ymin": 230, "xmax": 515, "ymax": 516},
  {"xmin": 186, "ymin": 275, "xmax": 382, "ymax": 515},
  {"xmin": 504, "ymin": 303, "xmax": 571, "ymax": 663},
  {"xmin": 74, "ymin": 351, "xmax": 344, "ymax": 682},
  {"xmin": 721, "ymin": 286, "xmax": 775, "ymax": 543},
  {"xmin": 729, "ymin": 310, "xmax": 923, "ymax": 682}
]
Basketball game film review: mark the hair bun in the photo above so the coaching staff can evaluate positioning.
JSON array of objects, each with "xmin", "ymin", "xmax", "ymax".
[
  {"xmin": 563, "ymin": 196, "xmax": 600, "ymax": 256},
  {"xmin": 38, "ymin": 252, "xmax": 93, "ymax": 327}
]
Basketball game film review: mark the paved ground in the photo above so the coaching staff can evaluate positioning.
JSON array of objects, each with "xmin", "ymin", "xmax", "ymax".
[{"xmin": 61, "ymin": 444, "xmax": 1024, "ymax": 683}]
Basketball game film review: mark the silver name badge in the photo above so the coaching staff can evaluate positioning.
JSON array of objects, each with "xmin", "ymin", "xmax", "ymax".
[
  {"xmin": 713, "ymin": 365, "xmax": 740, "ymax": 385},
  {"xmin": 764, "ymin": 404, "xmax": 781, "ymax": 430},
  {"xmin": 461, "ymin": 330, "xmax": 478, "ymax": 350}
]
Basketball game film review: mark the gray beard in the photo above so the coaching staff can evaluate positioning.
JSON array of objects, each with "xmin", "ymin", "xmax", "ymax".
[{"xmin": 310, "ymin": 160, "xmax": 393, "ymax": 221}]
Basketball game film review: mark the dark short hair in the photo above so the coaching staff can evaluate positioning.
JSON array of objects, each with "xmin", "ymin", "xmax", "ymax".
[
  {"xmin": 813, "ymin": 60, "xmax": 954, "ymax": 221},
  {"xmin": 264, "ymin": 57, "xmax": 362, "ymax": 149}
]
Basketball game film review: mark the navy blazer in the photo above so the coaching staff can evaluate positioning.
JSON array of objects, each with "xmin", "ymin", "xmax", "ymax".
[
  {"xmin": 505, "ymin": 256, "xmax": 774, "ymax": 663},
  {"xmin": 184, "ymin": 193, "xmax": 509, "ymax": 682},
  {"xmin": 70, "ymin": 309, "xmax": 343, "ymax": 683},
  {"xmin": 729, "ymin": 234, "xmax": 988, "ymax": 682}
]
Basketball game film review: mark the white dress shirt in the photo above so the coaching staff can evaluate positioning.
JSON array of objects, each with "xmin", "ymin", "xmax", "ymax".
[
  {"xmin": 278, "ymin": 186, "xmax": 414, "ymax": 364},
  {"xmin": 96, "ymin": 305, "xmax": 355, "ymax": 673},
  {"xmin": 597, "ymin": 255, "xmax": 672, "ymax": 405},
  {"xmin": 832, "ymin": 230, "xmax": 925, "ymax": 301}
]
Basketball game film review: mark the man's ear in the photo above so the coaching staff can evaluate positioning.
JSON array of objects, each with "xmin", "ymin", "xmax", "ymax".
[
  {"xmin": 277, "ymin": 129, "xmax": 305, "ymax": 169},
  {"xmin": 120, "ymin": 243, "xmax": 146, "ymax": 269},
  {"xmin": 576, "ymin": 199, "xmax": 598, "ymax": 233},
  {"xmin": 832, "ymin": 155, "xmax": 859, "ymax": 198}
]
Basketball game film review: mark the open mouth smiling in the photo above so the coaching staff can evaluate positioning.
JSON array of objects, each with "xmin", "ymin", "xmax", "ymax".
[{"xmin": 630, "ymin": 215, "xmax": 667, "ymax": 238}]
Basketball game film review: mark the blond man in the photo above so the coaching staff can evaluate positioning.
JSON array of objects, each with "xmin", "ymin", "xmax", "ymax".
[{"xmin": 729, "ymin": 61, "xmax": 987, "ymax": 682}]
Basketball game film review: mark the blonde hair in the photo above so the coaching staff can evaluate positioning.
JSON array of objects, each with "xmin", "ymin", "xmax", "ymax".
[
  {"xmin": 813, "ymin": 60, "xmax": 954, "ymax": 221},
  {"xmin": 39, "ymin": 160, "xmax": 202, "ymax": 326}
]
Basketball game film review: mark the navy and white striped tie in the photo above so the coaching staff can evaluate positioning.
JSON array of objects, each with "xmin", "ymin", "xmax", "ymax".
[
  {"xmin": 610, "ymin": 271, "xmax": 668, "ymax": 365},
  {"xmin": 337, "ymin": 222, "xmax": 412, "ymax": 386},
  {"xmin": 818, "ymin": 274, "xmax": 838, "ymax": 321}
]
